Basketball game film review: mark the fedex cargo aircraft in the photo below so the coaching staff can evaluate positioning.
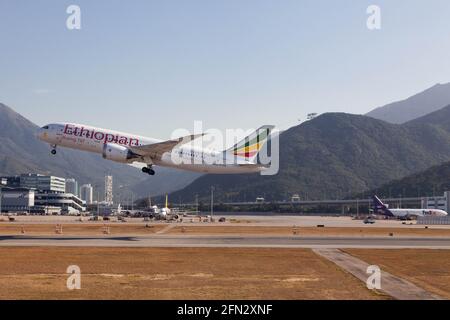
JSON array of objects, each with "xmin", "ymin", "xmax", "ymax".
[
  {"xmin": 373, "ymin": 195, "xmax": 448, "ymax": 218},
  {"xmin": 37, "ymin": 123, "xmax": 274, "ymax": 176}
]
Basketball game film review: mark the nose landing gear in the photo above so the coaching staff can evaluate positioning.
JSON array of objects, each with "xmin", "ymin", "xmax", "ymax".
[{"xmin": 142, "ymin": 165, "xmax": 155, "ymax": 176}]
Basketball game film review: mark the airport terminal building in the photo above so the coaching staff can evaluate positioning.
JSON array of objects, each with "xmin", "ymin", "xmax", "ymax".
[
  {"xmin": 19, "ymin": 174, "xmax": 66, "ymax": 193},
  {"xmin": 0, "ymin": 174, "xmax": 86, "ymax": 214},
  {"xmin": 423, "ymin": 191, "xmax": 450, "ymax": 212},
  {"xmin": 0, "ymin": 187, "xmax": 35, "ymax": 212}
]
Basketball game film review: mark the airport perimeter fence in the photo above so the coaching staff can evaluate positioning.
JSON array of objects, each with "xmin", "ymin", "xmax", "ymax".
[{"xmin": 417, "ymin": 216, "xmax": 450, "ymax": 225}]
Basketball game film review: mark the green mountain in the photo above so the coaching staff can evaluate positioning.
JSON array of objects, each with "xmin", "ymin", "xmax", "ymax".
[
  {"xmin": 359, "ymin": 105, "xmax": 450, "ymax": 198},
  {"xmin": 170, "ymin": 106, "xmax": 450, "ymax": 203},
  {"xmin": 359, "ymin": 161, "xmax": 450, "ymax": 199}
]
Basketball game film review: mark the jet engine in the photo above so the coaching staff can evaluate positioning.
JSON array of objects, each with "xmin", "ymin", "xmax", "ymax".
[{"xmin": 102, "ymin": 143, "xmax": 139, "ymax": 163}]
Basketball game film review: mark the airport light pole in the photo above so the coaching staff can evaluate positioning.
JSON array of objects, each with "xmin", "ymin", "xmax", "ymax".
[
  {"xmin": 117, "ymin": 185, "xmax": 122, "ymax": 209},
  {"xmin": 210, "ymin": 186, "xmax": 214, "ymax": 218},
  {"xmin": 117, "ymin": 184, "xmax": 129, "ymax": 210},
  {"xmin": 0, "ymin": 178, "xmax": 5, "ymax": 214},
  {"xmin": 97, "ymin": 190, "xmax": 100, "ymax": 216},
  {"xmin": 195, "ymin": 194, "xmax": 199, "ymax": 214},
  {"xmin": 0, "ymin": 178, "xmax": 8, "ymax": 214},
  {"xmin": 356, "ymin": 199, "xmax": 359, "ymax": 218}
]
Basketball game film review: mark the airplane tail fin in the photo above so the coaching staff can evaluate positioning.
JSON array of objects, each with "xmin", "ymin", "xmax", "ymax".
[
  {"xmin": 372, "ymin": 195, "xmax": 394, "ymax": 216},
  {"xmin": 224, "ymin": 125, "xmax": 274, "ymax": 163}
]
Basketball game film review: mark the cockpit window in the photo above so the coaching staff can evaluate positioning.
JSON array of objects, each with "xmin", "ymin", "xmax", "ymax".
[{"xmin": 42, "ymin": 126, "xmax": 49, "ymax": 129}]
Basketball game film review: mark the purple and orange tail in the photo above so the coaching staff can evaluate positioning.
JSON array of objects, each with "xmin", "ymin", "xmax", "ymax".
[{"xmin": 372, "ymin": 195, "xmax": 394, "ymax": 216}]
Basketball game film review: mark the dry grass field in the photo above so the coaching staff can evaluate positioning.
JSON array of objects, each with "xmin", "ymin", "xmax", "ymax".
[
  {"xmin": 0, "ymin": 247, "xmax": 386, "ymax": 300},
  {"xmin": 345, "ymin": 249, "xmax": 450, "ymax": 299},
  {"xmin": 2, "ymin": 223, "xmax": 450, "ymax": 237},
  {"xmin": 166, "ymin": 225, "xmax": 450, "ymax": 237},
  {"xmin": 0, "ymin": 223, "xmax": 167, "ymax": 235}
]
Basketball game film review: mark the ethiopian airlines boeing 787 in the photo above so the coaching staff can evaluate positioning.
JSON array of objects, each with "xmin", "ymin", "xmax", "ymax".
[{"xmin": 37, "ymin": 123, "xmax": 274, "ymax": 176}]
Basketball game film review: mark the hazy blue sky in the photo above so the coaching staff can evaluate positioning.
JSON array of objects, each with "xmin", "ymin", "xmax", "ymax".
[{"xmin": 1, "ymin": 0, "xmax": 450, "ymax": 137}]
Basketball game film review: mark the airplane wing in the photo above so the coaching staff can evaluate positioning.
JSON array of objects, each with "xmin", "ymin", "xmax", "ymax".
[{"xmin": 130, "ymin": 134, "xmax": 205, "ymax": 158}]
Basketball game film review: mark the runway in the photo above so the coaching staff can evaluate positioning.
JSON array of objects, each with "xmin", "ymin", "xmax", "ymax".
[
  {"xmin": 2, "ymin": 235, "xmax": 450, "ymax": 248},
  {"xmin": 8, "ymin": 215, "xmax": 450, "ymax": 229}
]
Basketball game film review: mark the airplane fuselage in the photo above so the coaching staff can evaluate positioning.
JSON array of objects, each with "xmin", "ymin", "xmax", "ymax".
[{"xmin": 389, "ymin": 208, "xmax": 448, "ymax": 218}]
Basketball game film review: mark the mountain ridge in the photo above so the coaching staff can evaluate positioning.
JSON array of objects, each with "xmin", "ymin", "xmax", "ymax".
[
  {"xmin": 169, "ymin": 106, "xmax": 450, "ymax": 203},
  {"xmin": 366, "ymin": 82, "xmax": 450, "ymax": 124},
  {"xmin": 358, "ymin": 161, "xmax": 450, "ymax": 199}
]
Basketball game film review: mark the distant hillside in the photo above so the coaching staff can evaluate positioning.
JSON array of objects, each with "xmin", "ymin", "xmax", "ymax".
[
  {"xmin": 170, "ymin": 108, "xmax": 450, "ymax": 203},
  {"xmin": 366, "ymin": 83, "xmax": 450, "ymax": 124},
  {"xmin": 130, "ymin": 167, "xmax": 200, "ymax": 198},
  {"xmin": 0, "ymin": 103, "xmax": 199, "ymax": 198},
  {"xmin": 358, "ymin": 161, "xmax": 450, "ymax": 199},
  {"xmin": 357, "ymin": 104, "xmax": 450, "ymax": 198},
  {"xmin": 406, "ymin": 102, "xmax": 450, "ymax": 130}
]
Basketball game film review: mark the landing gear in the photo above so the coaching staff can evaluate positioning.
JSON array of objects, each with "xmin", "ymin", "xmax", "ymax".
[
  {"xmin": 50, "ymin": 145, "xmax": 57, "ymax": 155},
  {"xmin": 142, "ymin": 165, "xmax": 155, "ymax": 176}
]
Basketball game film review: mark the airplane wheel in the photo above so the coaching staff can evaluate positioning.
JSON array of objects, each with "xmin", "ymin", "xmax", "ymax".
[
  {"xmin": 142, "ymin": 167, "xmax": 155, "ymax": 175},
  {"xmin": 51, "ymin": 149, "xmax": 57, "ymax": 155}
]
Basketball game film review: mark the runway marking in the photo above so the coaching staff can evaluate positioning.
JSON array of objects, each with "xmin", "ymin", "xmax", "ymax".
[
  {"xmin": 2, "ymin": 235, "xmax": 450, "ymax": 249},
  {"xmin": 155, "ymin": 224, "xmax": 177, "ymax": 234},
  {"xmin": 313, "ymin": 248, "xmax": 443, "ymax": 300}
]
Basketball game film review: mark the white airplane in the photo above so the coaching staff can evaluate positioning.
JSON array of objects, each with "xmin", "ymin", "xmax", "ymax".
[
  {"xmin": 37, "ymin": 123, "xmax": 274, "ymax": 176},
  {"xmin": 150, "ymin": 195, "xmax": 177, "ymax": 220},
  {"xmin": 373, "ymin": 195, "xmax": 448, "ymax": 218}
]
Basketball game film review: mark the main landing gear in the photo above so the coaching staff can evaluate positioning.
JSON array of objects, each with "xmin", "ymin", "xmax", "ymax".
[
  {"xmin": 142, "ymin": 165, "xmax": 155, "ymax": 176},
  {"xmin": 50, "ymin": 145, "xmax": 57, "ymax": 155}
]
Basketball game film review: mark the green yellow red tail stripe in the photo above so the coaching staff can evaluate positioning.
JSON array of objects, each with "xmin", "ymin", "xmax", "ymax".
[{"xmin": 232, "ymin": 128, "xmax": 270, "ymax": 158}]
